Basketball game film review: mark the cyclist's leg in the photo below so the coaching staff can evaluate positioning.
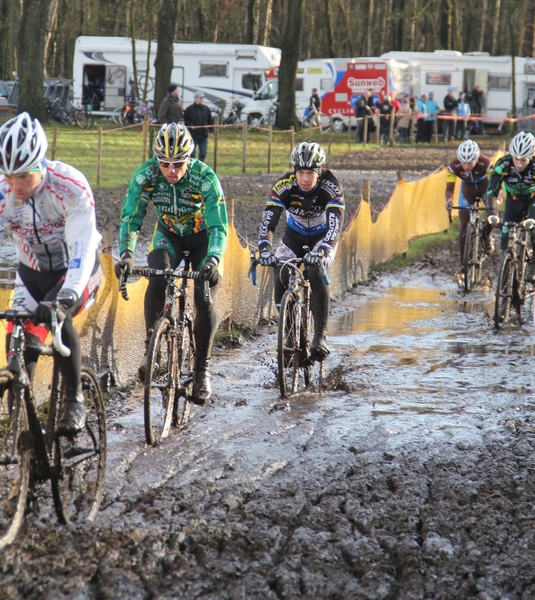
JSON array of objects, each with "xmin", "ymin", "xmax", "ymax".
[
  {"xmin": 501, "ymin": 195, "xmax": 524, "ymax": 251},
  {"xmin": 273, "ymin": 242, "xmax": 299, "ymax": 306},
  {"xmin": 526, "ymin": 199, "xmax": 535, "ymax": 279},
  {"xmin": 457, "ymin": 191, "xmax": 472, "ymax": 260}
]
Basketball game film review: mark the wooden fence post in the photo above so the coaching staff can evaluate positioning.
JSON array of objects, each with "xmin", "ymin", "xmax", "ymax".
[
  {"xmin": 242, "ymin": 120, "xmax": 247, "ymax": 174},
  {"xmin": 362, "ymin": 179, "xmax": 371, "ymax": 203},
  {"xmin": 375, "ymin": 115, "xmax": 380, "ymax": 145},
  {"xmin": 142, "ymin": 114, "xmax": 149, "ymax": 163},
  {"xmin": 290, "ymin": 126, "xmax": 295, "ymax": 168},
  {"xmin": 267, "ymin": 123, "xmax": 273, "ymax": 174},
  {"xmin": 96, "ymin": 126, "xmax": 102, "ymax": 187},
  {"xmin": 213, "ymin": 116, "xmax": 219, "ymax": 173},
  {"xmin": 389, "ymin": 108, "xmax": 396, "ymax": 146},
  {"xmin": 408, "ymin": 115, "xmax": 414, "ymax": 144},
  {"xmin": 328, "ymin": 117, "xmax": 332, "ymax": 155},
  {"xmin": 363, "ymin": 116, "xmax": 368, "ymax": 148},
  {"xmin": 433, "ymin": 119, "xmax": 438, "ymax": 144},
  {"xmin": 51, "ymin": 125, "xmax": 58, "ymax": 160},
  {"xmin": 347, "ymin": 118, "xmax": 352, "ymax": 151}
]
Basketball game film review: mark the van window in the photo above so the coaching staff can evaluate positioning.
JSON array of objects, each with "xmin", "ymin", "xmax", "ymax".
[
  {"xmin": 321, "ymin": 78, "xmax": 334, "ymax": 91},
  {"xmin": 242, "ymin": 73, "xmax": 262, "ymax": 91},
  {"xmin": 426, "ymin": 72, "xmax": 452, "ymax": 85},
  {"xmin": 257, "ymin": 80, "xmax": 278, "ymax": 100},
  {"xmin": 489, "ymin": 75, "xmax": 511, "ymax": 90},
  {"xmin": 296, "ymin": 78, "xmax": 304, "ymax": 92},
  {"xmin": 200, "ymin": 63, "xmax": 228, "ymax": 77}
]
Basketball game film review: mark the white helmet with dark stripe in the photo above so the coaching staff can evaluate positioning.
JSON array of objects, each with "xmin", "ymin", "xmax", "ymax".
[
  {"xmin": 509, "ymin": 131, "xmax": 535, "ymax": 160},
  {"xmin": 290, "ymin": 142, "xmax": 326, "ymax": 174},
  {"xmin": 457, "ymin": 139, "xmax": 480, "ymax": 163},
  {"xmin": 0, "ymin": 112, "xmax": 47, "ymax": 175}
]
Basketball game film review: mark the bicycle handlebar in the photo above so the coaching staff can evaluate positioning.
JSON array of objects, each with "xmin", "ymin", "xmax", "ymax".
[
  {"xmin": 248, "ymin": 251, "xmax": 331, "ymax": 286},
  {"xmin": 0, "ymin": 304, "xmax": 71, "ymax": 357}
]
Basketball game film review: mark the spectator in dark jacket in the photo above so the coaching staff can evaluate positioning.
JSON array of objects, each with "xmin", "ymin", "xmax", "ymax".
[
  {"xmin": 355, "ymin": 90, "xmax": 372, "ymax": 142},
  {"xmin": 442, "ymin": 88, "xmax": 458, "ymax": 142},
  {"xmin": 378, "ymin": 95, "xmax": 393, "ymax": 144},
  {"xmin": 184, "ymin": 91, "xmax": 214, "ymax": 162},
  {"xmin": 158, "ymin": 84, "xmax": 184, "ymax": 124}
]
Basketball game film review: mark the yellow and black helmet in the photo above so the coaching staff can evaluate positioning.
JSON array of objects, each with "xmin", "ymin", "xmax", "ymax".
[{"xmin": 153, "ymin": 122, "xmax": 194, "ymax": 161}]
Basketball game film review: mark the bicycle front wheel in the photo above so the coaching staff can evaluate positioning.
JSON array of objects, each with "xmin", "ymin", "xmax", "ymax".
[
  {"xmin": 278, "ymin": 292, "xmax": 299, "ymax": 398},
  {"xmin": 173, "ymin": 316, "xmax": 195, "ymax": 428},
  {"xmin": 0, "ymin": 390, "xmax": 31, "ymax": 550},
  {"xmin": 52, "ymin": 367, "xmax": 107, "ymax": 525},
  {"xmin": 463, "ymin": 226, "xmax": 476, "ymax": 292},
  {"xmin": 144, "ymin": 317, "xmax": 176, "ymax": 445},
  {"xmin": 75, "ymin": 109, "xmax": 94, "ymax": 130},
  {"xmin": 494, "ymin": 251, "xmax": 515, "ymax": 329}
]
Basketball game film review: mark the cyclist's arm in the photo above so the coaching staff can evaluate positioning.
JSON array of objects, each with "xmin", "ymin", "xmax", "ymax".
[
  {"xmin": 118, "ymin": 160, "xmax": 154, "ymax": 254},
  {"xmin": 445, "ymin": 169, "xmax": 457, "ymax": 203},
  {"xmin": 258, "ymin": 198, "xmax": 284, "ymax": 249},
  {"xmin": 487, "ymin": 158, "xmax": 507, "ymax": 199},
  {"xmin": 200, "ymin": 169, "xmax": 228, "ymax": 262}
]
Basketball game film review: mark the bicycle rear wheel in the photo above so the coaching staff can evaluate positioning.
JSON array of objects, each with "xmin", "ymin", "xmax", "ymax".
[
  {"xmin": 75, "ymin": 108, "xmax": 94, "ymax": 130},
  {"xmin": 0, "ymin": 390, "xmax": 31, "ymax": 549},
  {"xmin": 144, "ymin": 317, "xmax": 176, "ymax": 445},
  {"xmin": 172, "ymin": 316, "xmax": 195, "ymax": 428},
  {"xmin": 278, "ymin": 291, "xmax": 299, "ymax": 398},
  {"xmin": 52, "ymin": 367, "xmax": 107, "ymax": 525},
  {"xmin": 494, "ymin": 251, "xmax": 515, "ymax": 329}
]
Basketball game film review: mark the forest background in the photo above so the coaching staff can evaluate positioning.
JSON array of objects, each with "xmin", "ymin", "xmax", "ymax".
[{"xmin": 1, "ymin": 0, "xmax": 534, "ymax": 129}]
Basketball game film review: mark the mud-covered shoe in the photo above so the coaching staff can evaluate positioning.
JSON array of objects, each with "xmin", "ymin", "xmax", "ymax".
[
  {"xmin": 310, "ymin": 334, "xmax": 330, "ymax": 362},
  {"xmin": 484, "ymin": 235, "xmax": 495, "ymax": 255},
  {"xmin": 57, "ymin": 391, "xmax": 86, "ymax": 436},
  {"xmin": 190, "ymin": 370, "xmax": 212, "ymax": 406}
]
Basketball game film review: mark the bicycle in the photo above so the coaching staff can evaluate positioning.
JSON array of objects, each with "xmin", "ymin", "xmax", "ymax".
[
  {"xmin": 0, "ymin": 304, "xmax": 107, "ymax": 549},
  {"xmin": 119, "ymin": 253, "xmax": 211, "ymax": 446},
  {"xmin": 494, "ymin": 219, "xmax": 535, "ymax": 329},
  {"xmin": 249, "ymin": 248, "xmax": 327, "ymax": 398},
  {"xmin": 451, "ymin": 199, "xmax": 489, "ymax": 293},
  {"xmin": 45, "ymin": 96, "xmax": 94, "ymax": 129}
]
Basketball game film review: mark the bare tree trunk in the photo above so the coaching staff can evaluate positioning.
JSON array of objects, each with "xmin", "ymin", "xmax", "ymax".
[
  {"xmin": 452, "ymin": 0, "xmax": 462, "ymax": 49},
  {"xmin": 276, "ymin": 0, "xmax": 306, "ymax": 131},
  {"xmin": 246, "ymin": 0, "xmax": 256, "ymax": 44},
  {"xmin": 366, "ymin": 0, "xmax": 374, "ymax": 55},
  {"xmin": 336, "ymin": 0, "xmax": 354, "ymax": 56},
  {"xmin": 154, "ymin": 0, "xmax": 178, "ymax": 113},
  {"xmin": 9, "ymin": 0, "xmax": 21, "ymax": 77},
  {"xmin": 491, "ymin": 0, "xmax": 502, "ymax": 54},
  {"xmin": 44, "ymin": 0, "xmax": 59, "ymax": 74},
  {"xmin": 262, "ymin": 0, "xmax": 274, "ymax": 46},
  {"xmin": 324, "ymin": 0, "xmax": 336, "ymax": 57},
  {"xmin": 407, "ymin": 0, "xmax": 417, "ymax": 51},
  {"xmin": 18, "ymin": 0, "xmax": 52, "ymax": 119},
  {"xmin": 478, "ymin": 0, "xmax": 488, "ymax": 51},
  {"xmin": 129, "ymin": 0, "xmax": 139, "ymax": 101}
]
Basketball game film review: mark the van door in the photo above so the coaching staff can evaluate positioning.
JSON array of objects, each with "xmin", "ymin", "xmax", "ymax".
[{"xmin": 105, "ymin": 65, "xmax": 127, "ymax": 110}]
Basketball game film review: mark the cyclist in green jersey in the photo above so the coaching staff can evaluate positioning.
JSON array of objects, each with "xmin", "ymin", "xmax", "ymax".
[
  {"xmin": 115, "ymin": 123, "xmax": 228, "ymax": 405},
  {"xmin": 488, "ymin": 131, "xmax": 535, "ymax": 276}
]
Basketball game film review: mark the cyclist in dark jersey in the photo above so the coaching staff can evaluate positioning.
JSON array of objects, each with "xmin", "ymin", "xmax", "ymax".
[
  {"xmin": 115, "ymin": 123, "xmax": 228, "ymax": 405},
  {"xmin": 445, "ymin": 139, "xmax": 494, "ymax": 261},
  {"xmin": 488, "ymin": 131, "xmax": 535, "ymax": 273},
  {"xmin": 257, "ymin": 142, "xmax": 344, "ymax": 360}
]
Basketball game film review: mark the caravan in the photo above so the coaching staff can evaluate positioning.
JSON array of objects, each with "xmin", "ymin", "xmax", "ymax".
[
  {"xmin": 381, "ymin": 50, "xmax": 535, "ymax": 124},
  {"xmin": 72, "ymin": 36, "xmax": 281, "ymax": 113}
]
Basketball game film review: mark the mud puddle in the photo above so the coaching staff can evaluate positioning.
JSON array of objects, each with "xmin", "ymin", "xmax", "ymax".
[{"xmin": 3, "ymin": 268, "xmax": 535, "ymax": 600}]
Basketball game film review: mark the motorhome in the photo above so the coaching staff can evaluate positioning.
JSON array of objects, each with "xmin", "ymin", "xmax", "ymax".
[
  {"xmin": 72, "ymin": 36, "xmax": 282, "ymax": 113},
  {"xmin": 381, "ymin": 50, "xmax": 535, "ymax": 124},
  {"xmin": 239, "ymin": 59, "xmax": 336, "ymax": 128}
]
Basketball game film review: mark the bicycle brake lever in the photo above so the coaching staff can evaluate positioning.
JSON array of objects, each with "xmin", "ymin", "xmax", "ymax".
[
  {"xmin": 50, "ymin": 307, "xmax": 71, "ymax": 357},
  {"xmin": 204, "ymin": 280, "xmax": 213, "ymax": 306}
]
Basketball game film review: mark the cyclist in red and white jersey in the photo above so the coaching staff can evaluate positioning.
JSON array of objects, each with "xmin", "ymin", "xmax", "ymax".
[
  {"xmin": 445, "ymin": 139, "xmax": 494, "ymax": 261},
  {"xmin": 0, "ymin": 112, "xmax": 102, "ymax": 434}
]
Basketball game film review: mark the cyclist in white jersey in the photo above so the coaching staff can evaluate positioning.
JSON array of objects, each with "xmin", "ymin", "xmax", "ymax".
[{"xmin": 0, "ymin": 112, "xmax": 102, "ymax": 434}]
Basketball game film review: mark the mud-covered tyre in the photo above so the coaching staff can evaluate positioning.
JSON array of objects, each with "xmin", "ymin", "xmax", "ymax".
[
  {"xmin": 144, "ymin": 317, "xmax": 176, "ymax": 445},
  {"xmin": 0, "ymin": 391, "xmax": 31, "ymax": 550},
  {"xmin": 52, "ymin": 367, "xmax": 106, "ymax": 525},
  {"xmin": 494, "ymin": 251, "xmax": 515, "ymax": 329},
  {"xmin": 172, "ymin": 316, "xmax": 195, "ymax": 428},
  {"xmin": 463, "ymin": 226, "xmax": 475, "ymax": 293},
  {"xmin": 278, "ymin": 291, "xmax": 299, "ymax": 398}
]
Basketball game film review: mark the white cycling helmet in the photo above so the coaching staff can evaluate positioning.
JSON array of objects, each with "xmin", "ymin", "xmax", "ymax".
[
  {"xmin": 509, "ymin": 131, "xmax": 535, "ymax": 160},
  {"xmin": 290, "ymin": 142, "xmax": 326, "ymax": 174},
  {"xmin": 0, "ymin": 112, "xmax": 48, "ymax": 175},
  {"xmin": 457, "ymin": 139, "xmax": 480, "ymax": 163}
]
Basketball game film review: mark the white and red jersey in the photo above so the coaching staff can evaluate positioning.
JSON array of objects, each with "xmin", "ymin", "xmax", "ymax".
[{"xmin": 0, "ymin": 160, "xmax": 101, "ymax": 297}]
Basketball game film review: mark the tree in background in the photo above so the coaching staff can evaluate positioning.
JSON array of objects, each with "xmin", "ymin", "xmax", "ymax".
[
  {"xmin": 153, "ymin": 0, "xmax": 178, "ymax": 113},
  {"xmin": 276, "ymin": 0, "xmax": 306, "ymax": 130}
]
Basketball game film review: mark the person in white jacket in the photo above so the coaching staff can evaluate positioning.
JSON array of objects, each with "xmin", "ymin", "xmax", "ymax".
[
  {"xmin": 0, "ymin": 112, "xmax": 102, "ymax": 434},
  {"xmin": 456, "ymin": 91, "xmax": 471, "ymax": 141}
]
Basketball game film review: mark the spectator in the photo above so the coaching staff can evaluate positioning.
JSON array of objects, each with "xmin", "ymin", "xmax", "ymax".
[
  {"xmin": 390, "ymin": 94, "xmax": 401, "ymax": 112},
  {"xmin": 425, "ymin": 92, "xmax": 440, "ymax": 143},
  {"xmin": 184, "ymin": 91, "xmax": 214, "ymax": 163},
  {"xmin": 355, "ymin": 90, "xmax": 372, "ymax": 142},
  {"xmin": 128, "ymin": 78, "xmax": 136, "ymax": 104},
  {"xmin": 456, "ymin": 91, "xmax": 471, "ymax": 140},
  {"xmin": 442, "ymin": 87, "xmax": 458, "ymax": 142},
  {"xmin": 416, "ymin": 94, "xmax": 427, "ymax": 143},
  {"xmin": 472, "ymin": 85, "xmax": 485, "ymax": 134},
  {"xmin": 396, "ymin": 97, "xmax": 412, "ymax": 143},
  {"xmin": 158, "ymin": 83, "xmax": 184, "ymax": 125},
  {"xmin": 466, "ymin": 92, "xmax": 478, "ymax": 134},
  {"xmin": 378, "ymin": 95, "xmax": 393, "ymax": 144},
  {"xmin": 306, "ymin": 87, "xmax": 322, "ymax": 130},
  {"xmin": 367, "ymin": 90, "xmax": 378, "ymax": 138}
]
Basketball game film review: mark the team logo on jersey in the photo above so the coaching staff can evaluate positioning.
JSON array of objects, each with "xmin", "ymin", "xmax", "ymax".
[
  {"xmin": 181, "ymin": 187, "xmax": 192, "ymax": 198},
  {"xmin": 156, "ymin": 238, "xmax": 170, "ymax": 248},
  {"xmin": 201, "ymin": 182, "xmax": 211, "ymax": 192},
  {"xmin": 135, "ymin": 174, "xmax": 146, "ymax": 185},
  {"xmin": 159, "ymin": 182, "xmax": 167, "ymax": 190},
  {"xmin": 154, "ymin": 195, "xmax": 171, "ymax": 204},
  {"xmin": 69, "ymin": 258, "xmax": 81, "ymax": 269}
]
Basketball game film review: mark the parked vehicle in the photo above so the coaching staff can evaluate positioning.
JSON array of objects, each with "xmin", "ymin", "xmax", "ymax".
[{"xmin": 72, "ymin": 36, "xmax": 281, "ymax": 114}]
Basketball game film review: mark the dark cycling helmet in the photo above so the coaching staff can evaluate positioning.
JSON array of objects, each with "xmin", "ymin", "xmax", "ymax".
[
  {"xmin": 457, "ymin": 139, "xmax": 480, "ymax": 163},
  {"xmin": 153, "ymin": 122, "xmax": 194, "ymax": 161},
  {"xmin": 0, "ymin": 112, "xmax": 47, "ymax": 175},
  {"xmin": 290, "ymin": 142, "xmax": 326, "ymax": 174},
  {"xmin": 509, "ymin": 131, "xmax": 535, "ymax": 160}
]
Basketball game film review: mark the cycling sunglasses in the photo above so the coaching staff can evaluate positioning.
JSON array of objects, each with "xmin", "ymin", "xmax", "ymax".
[{"xmin": 158, "ymin": 158, "xmax": 187, "ymax": 169}]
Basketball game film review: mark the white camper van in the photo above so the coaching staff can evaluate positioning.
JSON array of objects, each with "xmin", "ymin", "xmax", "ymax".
[
  {"xmin": 72, "ymin": 36, "xmax": 281, "ymax": 113},
  {"xmin": 239, "ymin": 59, "xmax": 336, "ymax": 127},
  {"xmin": 381, "ymin": 50, "xmax": 535, "ymax": 124}
]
